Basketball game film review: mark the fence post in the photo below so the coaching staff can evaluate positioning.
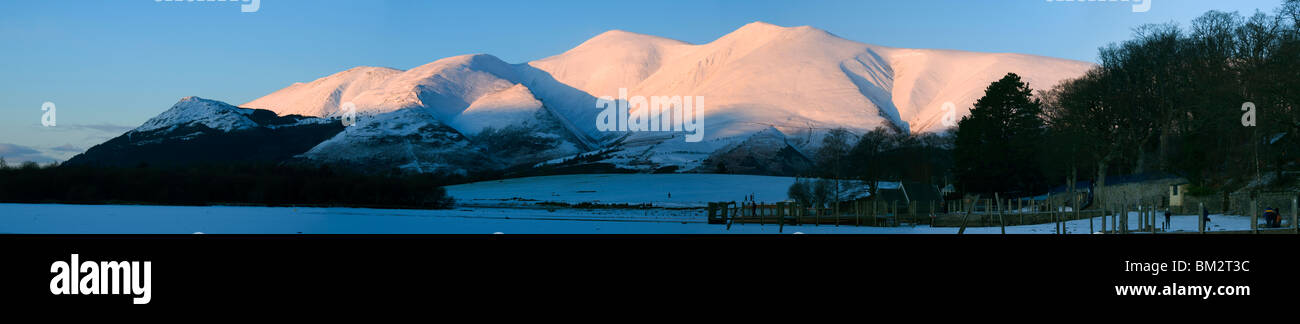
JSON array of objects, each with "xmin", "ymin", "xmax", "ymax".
[
  {"xmin": 1119, "ymin": 204, "xmax": 1125, "ymax": 234},
  {"xmin": 1115, "ymin": 205, "xmax": 1122, "ymax": 234},
  {"xmin": 1101, "ymin": 208, "xmax": 1108, "ymax": 234},
  {"xmin": 815, "ymin": 202, "xmax": 820, "ymax": 227},
  {"xmin": 1292, "ymin": 197, "xmax": 1298, "ymax": 234},
  {"xmin": 871, "ymin": 202, "xmax": 877, "ymax": 227},
  {"xmin": 1140, "ymin": 203, "xmax": 1146, "ymax": 232},
  {"xmin": 778, "ymin": 202, "xmax": 785, "ymax": 233},
  {"xmin": 1199, "ymin": 202, "xmax": 1206, "ymax": 234},
  {"xmin": 1089, "ymin": 206, "xmax": 1094, "ymax": 234},
  {"xmin": 892, "ymin": 201, "xmax": 899, "ymax": 227},
  {"xmin": 1252, "ymin": 199, "xmax": 1259, "ymax": 235},
  {"xmin": 1076, "ymin": 195, "xmax": 1082, "ymax": 233},
  {"xmin": 1142, "ymin": 203, "xmax": 1148, "ymax": 232},
  {"xmin": 855, "ymin": 200, "xmax": 861, "ymax": 227},
  {"xmin": 929, "ymin": 200, "xmax": 935, "ymax": 226},
  {"xmin": 910, "ymin": 201, "xmax": 917, "ymax": 227},
  {"xmin": 1150, "ymin": 203, "xmax": 1157, "ymax": 235},
  {"xmin": 835, "ymin": 200, "xmax": 841, "ymax": 227}
]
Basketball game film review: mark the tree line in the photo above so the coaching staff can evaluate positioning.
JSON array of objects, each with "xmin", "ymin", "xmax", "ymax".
[
  {"xmin": 789, "ymin": 125, "xmax": 955, "ymax": 208},
  {"xmin": 0, "ymin": 160, "xmax": 457, "ymax": 209},
  {"xmin": 954, "ymin": 0, "xmax": 1300, "ymax": 205}
]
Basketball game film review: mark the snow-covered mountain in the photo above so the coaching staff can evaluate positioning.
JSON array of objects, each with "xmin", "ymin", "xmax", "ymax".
[
  {"xmin": 518, "ymin": 22, "xmax": 1092, "ymax": 173},
  {"xmin": 525, "ymin": 22, "xmax": 1092, "ymax": 136},
  {"xmin": 81, "ymin": 22, "xmax": 1091, "ymax": 175},
  {"xmin": 66, "ymin": 97, "xmax": 344, "ymax": 167},
  {"xmin": 134, "ymin": 96, "xmax": 263, "ymax": 134}
]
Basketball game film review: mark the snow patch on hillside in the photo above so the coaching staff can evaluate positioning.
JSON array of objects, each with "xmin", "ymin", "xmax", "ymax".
[
  {"xmin": 242, "ymin": 66, "xmax": 402, "ymax": 117},
  {"xmin": 451, "ymin": 84, "xmax": 545, "ymax": 136}
]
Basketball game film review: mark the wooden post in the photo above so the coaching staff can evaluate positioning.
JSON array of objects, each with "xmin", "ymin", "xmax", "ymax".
[
  {"xmin": 1150, "ymin": 203, "xmax": 1156, "ymax": 232},
  {"xmin": 1140, "ymin": 203, "xmax": 1146, "ymax": 232},
  {"xmin": 930, "ymin": 200, "xmax": 935, "ymax": 226},
  {"xmin": 740, "ymin": 204, "xmax": 746, "ymax": 226},
  {"xmin": 1113, "ymin": 205, "xmax": 1119, "ymax": 234},
  {"xmin": 1139, "ymin": 203, "xmax": 1145, "ymax": 232},
  {"xmin": 1121, "ymin": 203, "xmax": 1126, "ymax": 234},
  {"xmin": 1292, "ymin": 197, "xmax": 1297, "ymax": 234},
  {"xmin": 778, "ymin": 202, "xmax": 785, "ymax": 233},
  {"xmin": 1118, "ymin": 204, "xmax": 1123, "ymax": 234},
  {"xmin": 1121, "ymin": 203, "xmax": 1127, "ymax": 234},
  {"xmin": 872, "ymin": 201, "xmax": 878, "ymax": 227},
  {"xmin": 707, "ymin": 202, "xmax": 716, "ymax": 224},
  {"xmin": 996, "ymin": 193, "xmax": 1005, "ymax": 235},
  {"xmin": 1139, "ymin": 204, "xmax": 1145, "ymax": 232},
  {"xmin": 815, "ymin": 202, "xmax": 820, "ymax": 227},
  {"xmin": 892, "ymin": 201, "xmax": 899, "ymax": 227},
  {"xmin": 725, "ymin": 202, "xmax": 735, "ymax": 231},
  {"xmin": 1075, "ymin": 194, "xmax": 1081, "ymax": 233},
  {"xmin": 1101, "ymin": 208, "xmax": 1108, "ymax": 234},
  {"xmin": 835, "ymin": 200, "xmax": 841, "ymax": 227},
  {"xmin": 855, "ymin": 200, "xmax": 861, "ymax": 227},
  {"xmin": 1056, "ymin": 208, "xmax": 1061, "ymax": 235},
  {"xmin": 1252, "ymin": 200, "xmax": 1259, "ymax": 234},
  {"xmin": 1089, "ymin": 206, "xmax": 1095, "ymax": 234},
  {"xmin": 957, "ymin": 195, "xmax": 981, "ymax": 235},
  {"xmin": 910, "ymin": 201, "xmax": 917, "ymax": 227},
  {"xmin": 985, "ymin": 198, "xmax": 992, "ymax": 227},
  {"xmin": 1127, "ymin": 203, "xmax": 1133, "ymax": 234},
  {"xmin": 1198, "ymin": 202, "xmax": 1206, "ymax": 234}
]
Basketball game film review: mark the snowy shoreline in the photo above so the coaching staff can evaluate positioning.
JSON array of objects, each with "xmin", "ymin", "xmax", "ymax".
[{"xmin": 0, "ymin": 202, "xmax": 1261, "ymax": 234}]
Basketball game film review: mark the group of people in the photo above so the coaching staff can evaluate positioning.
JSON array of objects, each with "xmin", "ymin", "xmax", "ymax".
[
  {"xmin": 1160, "ymin": 206, "xmax": 1288, "ymax": 230},
  {"xmin": 1263, "ymin": 207, "xmax": 1284, "ymax": 228}
]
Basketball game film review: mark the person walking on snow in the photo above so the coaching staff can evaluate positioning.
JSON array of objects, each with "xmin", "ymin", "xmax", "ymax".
[{"xmin": 1163, "ymin": 210, "xmax": 1172, "ymax": 231}]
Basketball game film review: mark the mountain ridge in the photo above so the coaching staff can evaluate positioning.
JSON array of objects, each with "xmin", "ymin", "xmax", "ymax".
[{"xmin": 75, "ymin": 22, "xmax": 1093, "ymax": 175}]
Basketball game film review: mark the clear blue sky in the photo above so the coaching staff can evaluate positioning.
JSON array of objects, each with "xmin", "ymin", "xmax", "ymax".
[{"xmin": 0, "ymin": 0, "xmax": 1286, "ymax": 163}]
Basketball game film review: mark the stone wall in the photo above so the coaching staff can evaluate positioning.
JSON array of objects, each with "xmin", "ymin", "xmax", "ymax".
[{"xmin": 1094, "ymin": 178, "xmax": 1185, "ymax": 209}]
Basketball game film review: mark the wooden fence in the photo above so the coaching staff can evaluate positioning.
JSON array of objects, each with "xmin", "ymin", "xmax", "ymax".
[{"xmin": 706, "ymin": 196, "xmax": 1300, "ymax": 235}]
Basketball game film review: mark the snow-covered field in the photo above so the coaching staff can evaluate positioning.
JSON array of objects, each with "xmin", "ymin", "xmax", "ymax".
[
  {"xmin": 0, "ymin": 174, "xmax": 1270, "ymax": 234},
  {"xmin": 0, "ymin": 203, "xmax": 1263, "ymax": 234},
  {"xmin": 445, "ymin": 174, "xmax": 801, "ymax": 208}
]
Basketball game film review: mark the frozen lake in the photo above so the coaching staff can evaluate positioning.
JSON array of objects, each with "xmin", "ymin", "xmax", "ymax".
[{"xmin": 0, "ymin": 203, "xmax": 1260, "ymax": 234}]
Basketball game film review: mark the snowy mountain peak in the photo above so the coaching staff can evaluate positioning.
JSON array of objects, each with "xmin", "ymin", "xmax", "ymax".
[
  {"xmin": 243, "ymin": 66, "xmax": 402, "ymax": 117},
  {"xmin": 581, "ymin": 29, "xmax": 691, "ymax": 47},
  {"xmin": 730, "ymin": 21, "xmax": 804, "ymax": 36},
  {"xmin": 717, "ymin": 21, "xmax": 834, "ymax": 44},
  {"xmin": 344, "ymin": 53, "xmax": 521, "ymax": 120},
  {"xmin": 135, "ymin": 97, "xmax": 257, "ymax": 133}
]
